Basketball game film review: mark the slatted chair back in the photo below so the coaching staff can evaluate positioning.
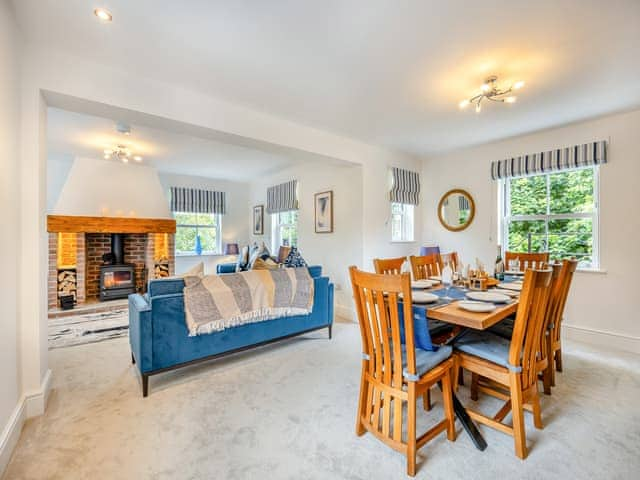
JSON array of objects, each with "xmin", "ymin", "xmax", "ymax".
[
  {"xmin": 409, "ymin": 254, "xmax": 440, "ymax": 280},
  {"xmin": 537, "ymin": 263, "xmax": 562, "ymax": 364},
  {"xmin": 504, "ymin": 251, "xmax": 550, "ymax": 271},
  {"xmin": 508, "ymin": 268, "xmax": 554, "ymax": 393},
  {"xmin": 373, "ymin": 256, "xmax": 407, "ymax": 275},
  {"xmin": 438, "ymin": 252, "xmax": 459, "ymax": 272},
  {"xmin": 548, "ymin": 259, "xmax": 578, "ymax": 352},
  {"xmin": 349, "ymin": 266, "xmax": 416, "ymax": 443}
]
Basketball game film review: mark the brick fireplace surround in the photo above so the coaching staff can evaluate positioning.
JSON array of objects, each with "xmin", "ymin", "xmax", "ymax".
[{"xmin": 48, "ymin": 232, "xmax": 175, "ymax": 309}]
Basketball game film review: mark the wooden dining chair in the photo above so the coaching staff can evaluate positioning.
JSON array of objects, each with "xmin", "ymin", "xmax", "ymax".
[
  {"xmin": 547, "ymin": 259, "xmax": 578, "ymax": 386},
  {"xmin": 349, "ymin": 266, "xmax": 456, "ymax": 477},
  {"xmin": 438, "ymin": 252, "xmax": 459, "ymax": 272},
  {"xmin": 504, "ymin": 251, "xmax": 550, "ymax": 271},
  {"xmin": 453, "ymin": 268, "xmax": 554, "ymax": 459},
  {"xmin": 409, "ymin": 254, "xmax": 440, "ymax": 280},
  {"xmin": 373, "ymin": 256, "xmax": 407, "ymax": 275}
]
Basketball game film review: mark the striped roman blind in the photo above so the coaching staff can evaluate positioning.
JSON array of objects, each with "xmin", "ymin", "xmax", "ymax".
[
  {"xmin": 170, "ymin": 187, "xmax": 227, "ymax": 214},
  {"xmin": 266, "ymin": 180, "xmax": 299, "ymax": 214},
  {"xmin": 490, "ymin": 140, "xmax": 608, "ymax": 180},
  {"xmin": 389, "ymin": 167, "xmax": 420, "ymax": 205}
]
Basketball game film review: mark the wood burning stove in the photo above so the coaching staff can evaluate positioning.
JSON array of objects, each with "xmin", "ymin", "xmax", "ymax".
[{"xmin": 99, "ymin": 234, "xmax": 136, "ymax": 301}]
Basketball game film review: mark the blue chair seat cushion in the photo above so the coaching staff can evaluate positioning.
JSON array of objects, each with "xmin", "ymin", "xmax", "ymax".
[
  {"xmin": 402, "ymin": 345, "xmax": 452, "ymax": 381},
  {"xmin": 454, "ymin": 330, "xmax": 521, "ymax": 372}
]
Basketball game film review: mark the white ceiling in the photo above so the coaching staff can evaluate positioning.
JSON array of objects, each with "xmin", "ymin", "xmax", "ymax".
[
  {"xmin": 46, "ymin": 107, "xmax": 304, "ymax": 181},
  {"xmin": 15, "ymin": 0, "xmax": 640, "ymax": 156}
]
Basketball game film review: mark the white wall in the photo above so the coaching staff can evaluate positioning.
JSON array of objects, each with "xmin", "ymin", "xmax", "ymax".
[
  {"xmin": 158, "ymin": 172, "xmax": 251, "ymax": 275},
  {"xmin": 0, "ymin": 0, "xmax": 22, "ymax": 473},
  {"xmin": 422, "ymin": 108, "xmax": 640, "ymax": 353},
  {"xmin": 249, "ymin": 162, "xmax": 364, "ymax": 317}
]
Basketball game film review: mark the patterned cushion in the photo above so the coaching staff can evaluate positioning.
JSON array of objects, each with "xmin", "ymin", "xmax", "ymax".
[
  {"xmin": 236, "ymin": 245, "xmax": 250, "ymax": 271},
  {"xmin": 248, "ymin": 242, "xmax": 270, "ymax": 269},
  {"xmin": 284, "ymin": 247, "xmax": 307, "ymax": 267},
  {"xmin": 454, "ymin": 330, "xmax": 521, "ymax": 372},
  {"xmin": 252, "ymin": 257, "xmax": 279, "ymax": 270}
]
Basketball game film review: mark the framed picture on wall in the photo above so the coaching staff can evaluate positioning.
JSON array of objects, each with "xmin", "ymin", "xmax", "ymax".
[
  {"xmin": 314, "ymin": 190, "xmax": 333, "ymax": 233},
  {"xmin": 253, "ymin": 205, "xmax": 264, "ymax": 235}
]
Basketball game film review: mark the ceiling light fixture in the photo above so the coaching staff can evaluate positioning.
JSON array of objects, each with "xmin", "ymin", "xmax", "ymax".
[
  {"xmin": 459, "ymin": 76, "xmax": 524, "ymax": 113},
  {"xmin": 94, "ymin": 8, "xmax": 112, "ymax": 22},
  {"xmin": 103, "ymin": 145, "xmax": 140, "ymax": 163}
]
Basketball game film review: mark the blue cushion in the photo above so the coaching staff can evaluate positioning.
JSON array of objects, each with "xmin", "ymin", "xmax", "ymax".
[
  {"xmin": 454, "ymin": 330, "xmax": 521, "ymax": 372},
  {"xmin": 402, "ymin": 345, "xmax": 452, "ymax": 381},
  {"xmin": 398, "ymin": 303, "xmax": 435, "ymax": 351}
]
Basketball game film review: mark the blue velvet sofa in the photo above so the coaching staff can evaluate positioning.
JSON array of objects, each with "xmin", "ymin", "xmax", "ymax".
[{"xmin": 129, "ymin": 266, "xmax": 334, "ymax": 396}]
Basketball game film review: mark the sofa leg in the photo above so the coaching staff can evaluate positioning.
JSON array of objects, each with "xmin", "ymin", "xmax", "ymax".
[
  {"xmin": 142, "ymin": 374, "xmax": 149, "ymax": 397},
  {"xmin": 328, "ymin": 324, "xmax": 332, "ymax": 339},
  {"xmin": 131, "ymin": 352, "xmax": 136, "ymax": 364}
]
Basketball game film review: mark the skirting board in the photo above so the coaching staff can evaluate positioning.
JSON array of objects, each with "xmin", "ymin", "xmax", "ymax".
[
  {"xmin": 0, "ymin": 368, "xmax": 52, "ymax": 476},
  {"xmin": 563, "ymin": 324, "xmax": 640, "ymax": 354}
]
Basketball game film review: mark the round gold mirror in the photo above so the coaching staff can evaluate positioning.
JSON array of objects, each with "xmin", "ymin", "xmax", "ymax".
[{"xmin": 437, "ymin": 189, "xmax": 475, "ymax": 232}]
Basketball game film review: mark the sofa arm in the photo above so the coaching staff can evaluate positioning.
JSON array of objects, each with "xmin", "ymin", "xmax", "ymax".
[{"xmin": 128, "ymin": 294, "xmax": 153, "ymax": 373}]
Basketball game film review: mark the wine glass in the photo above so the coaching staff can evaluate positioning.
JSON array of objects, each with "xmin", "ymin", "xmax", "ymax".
[{"xmin": 441, "ymin": 262, "xmax": 453, "ymax": 301}]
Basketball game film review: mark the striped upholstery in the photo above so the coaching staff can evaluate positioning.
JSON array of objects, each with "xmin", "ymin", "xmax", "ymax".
[
  {"xmin": 170, "ymin": 187, "xmax": 226, "ymax": 214},
  {"xmin": 490, "ymin": 140, "xmax": 607, "ymax": 180},
  {"xmin": 389, "ymin": 166, "xmax": 420, "ymax": 205},
  {"xmin": 266, "ymin": 180, "xmax": 298, "ymax": 214}
]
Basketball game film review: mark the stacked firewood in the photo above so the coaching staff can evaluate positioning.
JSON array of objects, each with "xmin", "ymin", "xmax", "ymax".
[
  {"xmin": 154, "ymin": 262, "xmax": 170, "ymax": 278},
  {"xmin": 57, "ymin": 269, "xmax": 77, "ymax": 301}
]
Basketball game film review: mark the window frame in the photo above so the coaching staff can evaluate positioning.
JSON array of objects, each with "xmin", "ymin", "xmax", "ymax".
[
  {"xmin": 500, "ymin": 166, "xmax": 600, "ymax": 269},
  {"xmin": 390, "ymin": 202, "xmax": 415, "ymax": 243},
  {"xmin": 271, "ymin": 210, "xmax": 299, "ymax": 249},
  {"xmin": 173, "ymin": 211, "xmax": 223, "ymax": 256}
]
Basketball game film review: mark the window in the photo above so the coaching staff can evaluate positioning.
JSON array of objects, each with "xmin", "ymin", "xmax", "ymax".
[
  {"xmin": 501, "ymin": 167, "xmax": 599, "ymax": 268},
  {"xmin": 272, "ymin": 210, "xmax": 298, "ymax": 248},
  {"xmin": 174, "ymin": 212, "xmax": 222, "ymax": 255},
  {"xmin": 391, "ymin": 202, "xmax": 414, "ymax": 242}
]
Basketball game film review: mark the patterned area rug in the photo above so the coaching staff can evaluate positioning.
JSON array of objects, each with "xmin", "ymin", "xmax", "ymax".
[{"xmin": 48, "ymin": 309, "xmax": 129, "ymax": 349}]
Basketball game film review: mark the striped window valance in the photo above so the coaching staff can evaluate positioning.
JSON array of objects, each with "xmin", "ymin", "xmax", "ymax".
[
  {"xmin": 490, "ymin": 140, "xmax": 608, "ymax": 180},
  {"xmin": 389, "ymin": 167, "xmax": 420, "ymax": 205},
  {"xmin": 266, "ymin": 180, "xmax": 299, "ymax": 214},
  {"xmin": 170, "ymin": 187, "xmax": 227, "ymax": 214}
]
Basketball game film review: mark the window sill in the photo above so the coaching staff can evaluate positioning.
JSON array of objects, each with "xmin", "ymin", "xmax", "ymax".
[
  {"xmin": 175, "ymin": 253, "xmax": 228, "ymax": 258},
  {"xmin": 576, "ymin": 267, "xmax": 607, "ymax": 274},
  {"xmin": 390, "ymin": 241, "xmax": 416, "ymax": 244}
]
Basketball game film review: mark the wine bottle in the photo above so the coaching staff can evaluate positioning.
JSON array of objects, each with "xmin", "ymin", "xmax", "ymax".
[{"xmin": 494, "ymin": 245, "xmax": 504, "ymax": 281}]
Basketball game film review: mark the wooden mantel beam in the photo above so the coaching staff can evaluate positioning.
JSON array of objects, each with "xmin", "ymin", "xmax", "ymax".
[{"xmin": 47, "ymin": 215, "xmax": 176, "ymax": 234}]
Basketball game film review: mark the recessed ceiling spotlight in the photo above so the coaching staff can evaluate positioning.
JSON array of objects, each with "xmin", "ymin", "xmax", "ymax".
[{"xmin": 94, "ymin": 8, "xmax": 112, "ymax": 22}]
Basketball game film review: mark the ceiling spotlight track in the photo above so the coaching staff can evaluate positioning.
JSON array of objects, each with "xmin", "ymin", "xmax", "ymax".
[{"xmin": 459, "ymin": 76, "xmax": 524, "ymax": 113}]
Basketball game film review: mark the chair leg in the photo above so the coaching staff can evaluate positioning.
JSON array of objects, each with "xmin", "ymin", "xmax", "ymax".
[
  {"xmin": 457, "ymin": 366, "xmax": 465, "ymax": 386},
  {"xmin": 509, "ymin": 372, "xmax": 527, "ymax": 459},
  {"xmin": 407, "ymin": 383, "xmax": 417, "ymax": 477},
  {"xmin": 531, "ymin": 392, "xmax": 543, "ymax": 430},
  {"xmin": 441, "ymin": 370, "xmax": 456, "ymax": 441},
  {"xmin": 355, "ymin": 367, "xmax": 367, "ymax": 436},
  {"xmin": 422, "ymin": 389, "xmax": 432, "ymax": 411},
  {"xmin": 555, "ymin": 349, "xmax": 563, "ymax": 372},
  {"xmin": 542, "ymin": 364, "xmax": 552, "ymax": 395},
  {"xmin": 470, "ymin": 373, "xmax": 479, "ymax": 401}
]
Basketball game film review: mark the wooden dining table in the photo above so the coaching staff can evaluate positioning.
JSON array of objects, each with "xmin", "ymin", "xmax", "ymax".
[{"xmin": 412, "ymin": 282, "xmax": 521, "ymax": 451}]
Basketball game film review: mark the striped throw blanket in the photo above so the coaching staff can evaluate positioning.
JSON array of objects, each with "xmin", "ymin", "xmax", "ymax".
[{"xmin": 183, "ymin": 268, "xmax": 315, "ymax": 336}]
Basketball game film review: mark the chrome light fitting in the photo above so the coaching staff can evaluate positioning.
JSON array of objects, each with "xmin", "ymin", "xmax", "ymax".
[
  {"xmin": 103, "ymin": 145, "xmax": 142, "ymax": 163},
  {"xmin": 459, "ymin": 76, "xmax": 524, "ymax": 113}
]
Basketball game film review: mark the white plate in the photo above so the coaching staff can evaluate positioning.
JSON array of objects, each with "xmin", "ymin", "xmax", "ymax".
[
  {"xmin": 411, "ymin": 280, "xmax": 436, "ymax": 289},
  {"xmin": 400, "ymin": 292, "xmax": 439, "ymax": 304},
  {"xmin": 428, "ymin": 275, "xmax": 442, "ymax": 282},
  {"xmin": 491, "ymin": 288, "xmax": 520, "ymax": 298},
  {"xmin": 466, "ymin": 291, "xmax": 511, "ymax": 303},
  {"xmin": 504, "ymin": 270, "xmax": 524, "ymax": 276},
  {"xmin": 458, "ymin": 301, "xmax": 496, "ymax": 313},
  {"xmin": 497, "ymin": 283, "xmax": 522, "ymax": 291}
]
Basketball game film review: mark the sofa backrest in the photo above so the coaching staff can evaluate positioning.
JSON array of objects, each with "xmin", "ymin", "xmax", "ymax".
[{"xmin": 148, "ymin": 265, "xmax": 324, "ymax": 298}]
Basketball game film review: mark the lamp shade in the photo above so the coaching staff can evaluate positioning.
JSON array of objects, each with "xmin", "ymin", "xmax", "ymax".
[{"xmin": 224, "ymin": 243, "xmax": 239, "ymax": 255}]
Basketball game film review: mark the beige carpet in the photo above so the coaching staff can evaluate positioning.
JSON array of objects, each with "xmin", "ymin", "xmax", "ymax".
[{"xmin": 4, "ymin": 323, "xmax": 640, "ymax": 479}]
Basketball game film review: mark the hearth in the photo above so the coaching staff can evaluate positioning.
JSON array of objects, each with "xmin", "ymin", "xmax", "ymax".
[{"xmin": 99, "ymin": 234, "xmax": 136, "ymax": 301}]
